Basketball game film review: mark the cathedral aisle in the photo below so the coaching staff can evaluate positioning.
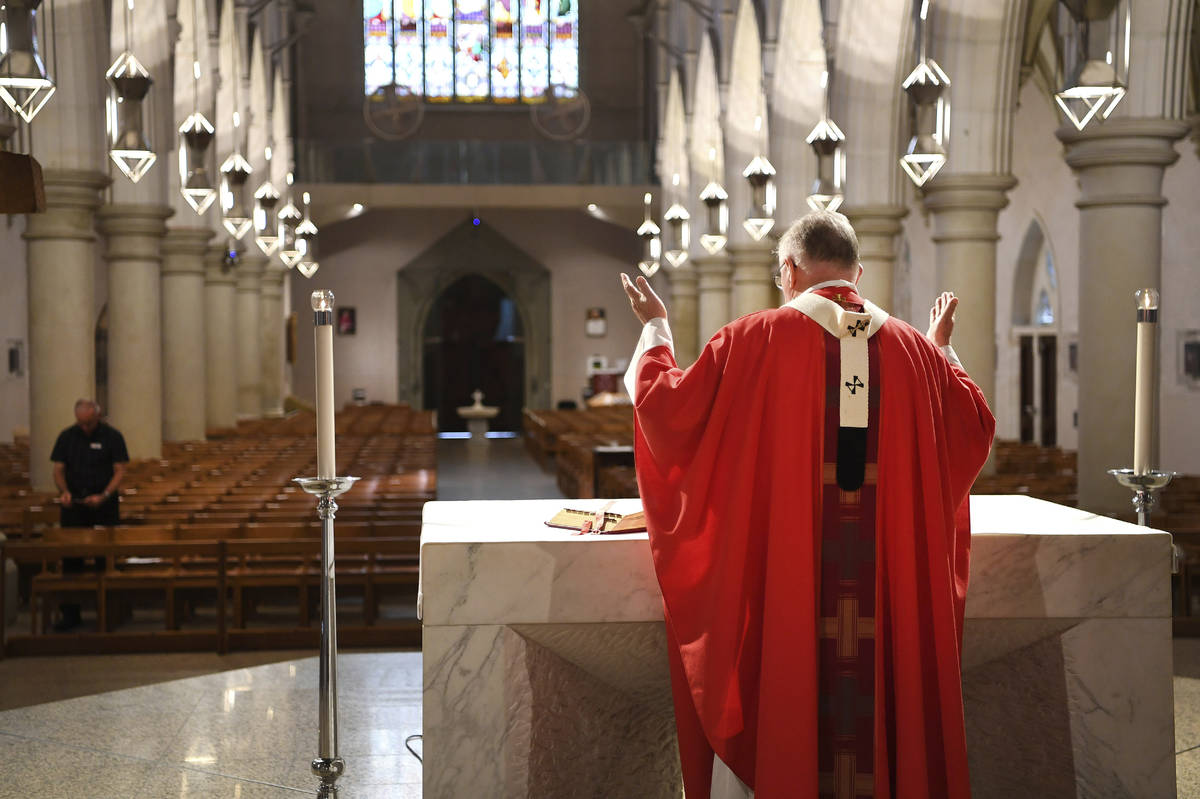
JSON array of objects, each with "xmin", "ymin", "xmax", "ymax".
[{"xmin": 435, "ymin": 436, "xmax": 565, "ymax": 501}]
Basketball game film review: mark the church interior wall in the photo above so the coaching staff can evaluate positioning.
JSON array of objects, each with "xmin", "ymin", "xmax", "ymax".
[
  {"xmin": 0, "ymin": 216, "xmax": 29, "ymax": 443},
  {"xmin": 289, "ymin": 208, "xmax": 640, "ymax": 415}
]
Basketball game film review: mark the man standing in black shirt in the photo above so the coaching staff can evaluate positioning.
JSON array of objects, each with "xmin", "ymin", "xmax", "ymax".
[
  {"xmin": 49, "ymin": 399, "xmax": 129, "ymax": 630},
  {"xmin": 51, "ymin": 399, "xmax": 129, "ymax": 527}
]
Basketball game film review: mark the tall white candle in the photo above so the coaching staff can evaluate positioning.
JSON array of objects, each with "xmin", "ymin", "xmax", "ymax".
[
  {"xmin": 1133, "ymin": 288, "xmax": 1158, "ymax": 476},
  {"xmin": 312, "ymin": 290, "xmax": 336, "ymax": 479}
]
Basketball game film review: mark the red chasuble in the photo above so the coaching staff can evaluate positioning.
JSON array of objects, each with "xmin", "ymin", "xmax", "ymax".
[{"xmin": 631, "ymin": 288, "xmax": 995, "ymax": 799}]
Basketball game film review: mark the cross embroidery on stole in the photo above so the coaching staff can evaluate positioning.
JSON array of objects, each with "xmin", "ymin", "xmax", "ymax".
[{"xmin": 817, "ymin": 332, "xmax": 881, "ymax": 799}]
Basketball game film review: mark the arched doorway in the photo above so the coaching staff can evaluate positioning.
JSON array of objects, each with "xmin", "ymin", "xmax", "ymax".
[
  {"xmin": 1012, "ymin": 220, "xmax": 1059, "ymax": 446},
  {"xmin": 423, "ymin": 275, "xmax": 525, "ymax": 432}
]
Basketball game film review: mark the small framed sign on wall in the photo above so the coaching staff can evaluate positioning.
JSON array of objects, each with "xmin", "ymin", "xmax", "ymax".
[
  {"xmin": 1181, "ymin": 330, "xmax": 1200, "ymax": 389},
  {"xmin": 585, "ymin": 307, "xmax": 606, "ymax": 338},
  {"xmin": 337, "ymin": 307, "xmax": 357, "ymax": 335}
]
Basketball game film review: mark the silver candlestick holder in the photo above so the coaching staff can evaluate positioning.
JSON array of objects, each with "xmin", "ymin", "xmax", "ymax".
[
  {"xmin": 295, "ymin": 475, "xmax": 360, "ymax": 797},
  {"xmin": 1108, "ymin": 468, "xmax": 1174, "ymax": 527}
]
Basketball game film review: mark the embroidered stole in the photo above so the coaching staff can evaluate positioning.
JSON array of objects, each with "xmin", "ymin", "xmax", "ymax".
[{"xmin": 814, "ymin": 292, "xmax": 880, "ymax": 799}]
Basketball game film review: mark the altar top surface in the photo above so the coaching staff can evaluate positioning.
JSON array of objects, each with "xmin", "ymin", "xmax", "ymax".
[
  {"xmin": 419, "ymin": 495, "xmax": 1172, "ymax": 627},
  {"xmin": 419, "ymin": 495, "xmax": 1163, "ymax": 545}
]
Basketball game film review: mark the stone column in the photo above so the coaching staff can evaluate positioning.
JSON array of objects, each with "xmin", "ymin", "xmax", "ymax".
[
  {"xmin": 728, "ymin": 241, "xmax": 776, "ymax": 319},
  {"xmin": 259, "ymin": 262, "xmax": 287, "ymax": 417},
  {"xmin": 97, "ymin": 204, "xmax": 171, "ymax": 460},
  {"xmin": 843, "ymin": 205, "xmax": 907, "ymax": 311},
  {"xmin": 24, "ymin": 171, "xmax": 109, "ymax": 491},
  {"xmin": 236, "ymin": 254, "xmax": 267, "ymax": 419},
  {"xmin": 696, "ymin": 255, "xmax": 733, "ymax": 348},
  {"xmin": 204, "ymin": 243, "xmax": 238, "ymax": 433},
  {"xmin": 162, "ymin": 227, "xmax": 213, "ymax": 440},
  {"xmin": 665, "ymin": 263, "xmax": 699, "ymax": 367},
  {"xmin": 921, "ymin": 175, "xmax": 1017, "ymax": 412},
  {"xmin": 1057, "ymin": 119, "xmax": 1189, "ymax": 514}
]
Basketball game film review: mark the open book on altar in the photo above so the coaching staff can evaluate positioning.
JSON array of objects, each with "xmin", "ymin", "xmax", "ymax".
[{"xmin": 545, "ymin": 507, "xmax": 647, "ymax": 534}]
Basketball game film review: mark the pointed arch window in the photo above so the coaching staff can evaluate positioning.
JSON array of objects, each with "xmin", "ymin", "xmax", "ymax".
[{"xmin": 364, "ymin": 0, "xmax": 579, "ymax": 104}]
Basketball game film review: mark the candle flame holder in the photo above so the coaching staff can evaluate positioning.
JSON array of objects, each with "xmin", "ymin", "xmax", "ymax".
[
  {"xmin": 1108, "ymin": 468, "xmax": 1178, "ymax": 573},
  {"xmin": 295, "ymin": 474, "xmax": 359, "ymax": 796}
]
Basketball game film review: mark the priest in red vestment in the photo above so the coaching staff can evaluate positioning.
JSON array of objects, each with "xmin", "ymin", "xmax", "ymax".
[{"xmin": 620, "ymin": 211, "xmax": 995, "ymax": 799}]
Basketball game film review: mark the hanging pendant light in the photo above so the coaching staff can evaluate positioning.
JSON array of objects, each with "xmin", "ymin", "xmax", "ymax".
[
  {"xmin": 636, "ymin": 192, "xmax": 661, "ymax": 277},
  {"xmin": 178, "ymin": 0, "xmax": 215, "ymax": 214},
  {"xmin": 295, "ymin": 190, "xmax": 319, "ymax": 278},
  {"xmin": 277, "ymin": 172, "xmax": 304, "ymax": 268},
  {"xmin": 0, "ymin": 0, "xmax": 56, "ymax": 124},
  {"xmin": 698, "ymin": 180, "xmax": 729, "ymax": 255},
  {"xmin": 742, "ymin": 155, "xmax": 777, "ymax": 240},
  {"xmin": 254, "ymin": 151, "xmax": 281, "ymax": 255},
  {"xmin": 1054, "ymin": 0, "xmax": 1130, "ymax": 130},
  {"xmin": 806, "ymin": 70, "xmax": 846, "ymax": 212},
  {"xmin": 219, "ymin": 109, "xmax": 253, "ymax": 239},
  {"xmin": 663, "ymin": 202, "xmax": 690, "ymax": 267},
  {"xmin": 179, "ymin": 110, "xmax": 217, "ymax": 213},
  {"xmin": 899, "ymin": 0, "xmax": 950, "ymax": 187},
  {"xmin": 107, "ymin": 51, "xmax": 156, "ymax": 182}
]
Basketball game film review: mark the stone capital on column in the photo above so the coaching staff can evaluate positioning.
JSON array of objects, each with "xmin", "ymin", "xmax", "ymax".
[
  {"xmin": 96, "ymin": 204, "xmax": 172, "ymax": 249},
  {"xmin": 22, "ymin": 169, "xmax": 109, "ymax": 242},
  {"xmin": 695, "ymin": 254, "xmax": 734, "ymax": 286},
  {"xmin": 727, "ymin": 240, "xmax": 776, "ymax": 318},
  {"xmin": 695, "ymin": 253, "xmax": 733, "ymax": 346},
  {"xmin": 163, "ymin": 228, "xmax": 215, "ymax": 273},
  {"xmin": 259, "ymin": 261, "xmax": 287, "ymax": 298},
  {"xmin": 921, "ymin": 174, "xmax": 1017, "ymax": 243},
  {"xmin": 664, "ymin": 262, "xmax": 699, "ymax": 366},
  {"xmin": 1056, "ymin": 118, "xmax": 1190, "ymax": 207},
  {"xmin": 842, "ymin": 205, "xmax": 907, "ymax": 312},
  {"xmin": 236, "ymin": 253, "xmax": 268, "ymax": 290}
]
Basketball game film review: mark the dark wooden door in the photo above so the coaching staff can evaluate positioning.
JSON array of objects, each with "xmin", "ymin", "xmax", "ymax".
[
  {"xmin": 1019, "ymin": 335, "xmax": 1035, "ymax": 444},
  {"xmin": 1038, "ymin": 335, "xmax": 1057, "ymax": 447},
  {"xmin": 423, "ymin": 274, "xmax": 525, "ymax": 432}
]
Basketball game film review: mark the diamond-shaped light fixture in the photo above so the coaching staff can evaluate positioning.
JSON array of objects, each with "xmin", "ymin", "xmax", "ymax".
[
  {"xmin": 698, "ymin": 181, "xmax": 729, "ymax": 255},
  {"xmin": 294, "ymin": 191, "xmax": 319, "ymax": 279},
  {"xmin": 220, "ymin": 150, "xmax": 254, "ymax": 239},
  {"xmin": 106, "ymin": 51, "xmax": 156, "ymax": 183},
  {"xmin": 636, "ymin": 192, "xmax": 661, "ymax": 278},
  {"xmin": 900, "ymin": 57, "xmax": 951, "ymax": 187},
  {"xmin": 178, "ymin": 112, "xmax": 217, "ymax": 214},
  {"xmin": 805, "ymin": 116, "xmax": 845, "ymax": 212},
  {"xmin": 277, "ymin": 201, "xmax": 304, "ymax": 267},
  {"xmin": 742, "ymin": 155, "xmax": 777, "ymax": 240},
  {"xmin": 253, "ymin": 145, "xmax": 281, "ymax": 255},
  {"xmin": 663, "ymin": 203, "xmax": 690, "ymax": 268},
  {"xmin": 0, "ymin": 0, "xmax": 56, "ymax": 124},
  {"xmin": 1054, "ymin": 0, "xmax": 1129, "ymax": 131}
]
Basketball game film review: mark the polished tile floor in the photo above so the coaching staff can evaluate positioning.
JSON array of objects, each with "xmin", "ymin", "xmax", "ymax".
[{"xmin": 3, "ymin": 439, "xmax": 1199, "ymax": 796}]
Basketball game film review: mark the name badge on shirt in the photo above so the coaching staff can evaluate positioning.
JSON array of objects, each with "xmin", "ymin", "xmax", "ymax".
[{"xmin": 90, "ymin": 442, "xmax": 103, "ymax": 450}]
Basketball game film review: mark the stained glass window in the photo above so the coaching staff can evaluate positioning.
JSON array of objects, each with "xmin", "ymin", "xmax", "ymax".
[{"xmin": 364, "ymin": 0, "xmax": 579, "ymax": 103}]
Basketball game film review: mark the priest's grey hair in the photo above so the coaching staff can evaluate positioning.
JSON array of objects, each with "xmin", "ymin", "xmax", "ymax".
[{"xmin": 777, "ymin": 211, "xmax": 860, "ymax": 271}]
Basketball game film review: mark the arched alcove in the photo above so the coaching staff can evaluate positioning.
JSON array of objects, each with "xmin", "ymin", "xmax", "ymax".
[
  {"xmin": 1011, "ymin": 218, "xmax": 1060, "ymax": 446},
  {"xmin": 95, "ymin": 304, "xmax": 108, "ymax": 413},
  {"xmin": 397, "ymin": 218, "xmax": 551, "ymax": 421},
  {"xmin": 422, "ymin": 274, "xmax": 526, "ymax": 432}
]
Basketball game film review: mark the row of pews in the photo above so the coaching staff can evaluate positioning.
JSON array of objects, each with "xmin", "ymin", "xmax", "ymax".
[
  {"xmin": 0, "ymin": 404, "xmax": 436, "ymax": 657},
  {"xmin": 522, "ymin": 407, "xmax": 638, "ymax": 499}
]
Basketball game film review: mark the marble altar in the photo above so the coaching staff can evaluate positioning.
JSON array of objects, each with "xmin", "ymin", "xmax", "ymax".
[{"xmin": 420, "ymin": 495, "xmax": 1175, "ymax": 798}]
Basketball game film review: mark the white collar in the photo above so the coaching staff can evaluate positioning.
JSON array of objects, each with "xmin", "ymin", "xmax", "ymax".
[{"xmin": 802, "ymin": 279, "xmax": 859, "ymax": 295}]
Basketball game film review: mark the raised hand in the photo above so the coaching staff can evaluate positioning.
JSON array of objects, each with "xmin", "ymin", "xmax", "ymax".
[
  {"xmin": 926, "ymin": 291, "xmax": 958, "ymax": 348},
  {"xmin": 621, "ymin": 273, "xmax": 668, "ymax": 325}
]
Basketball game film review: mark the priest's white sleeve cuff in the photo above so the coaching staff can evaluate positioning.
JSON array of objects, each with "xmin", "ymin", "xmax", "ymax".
[
  {"xmin": 624, "ymin": 317, "xmax": 673, "ymax": 401},
  {"xmin": 941, "ymin": 344, "xmax": 963, "ymax": 370}
]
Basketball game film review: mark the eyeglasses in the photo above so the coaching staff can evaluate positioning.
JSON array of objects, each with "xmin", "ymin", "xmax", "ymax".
[{"xmin": 773, "ymin": 262, "xmax": 787, "ymax": 289}]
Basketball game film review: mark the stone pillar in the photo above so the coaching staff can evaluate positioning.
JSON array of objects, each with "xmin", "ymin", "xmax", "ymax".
[
  {"xmin": 236, "ymin": 254, "xmax": 267, "ymax": 419},
  {"xmin": 843, "ymin": 205, "xmax": 907, "ymax": 311},
  {"xmin": 162, "ymin": 227, "xmax": 213, "ymax": 441},
  {"xmin": 728, "ymin": 241, "xmax": 776, "ymax": 319},
  {"xmin": 696, "ymin": 255, "xmax": 733, "ymax": 348},
  {"xmin": 665, "ymin": 263, "xmax": 700, "ymax": 367},
  {"xmin": 259, "ymin": 262, "xmax": 287, "ymax": 417},
  {"xmin": 24, "ymin": 171, "xmax": 109, "ymax": 491},
  {"xmin": 97, "ymin": 204, "xmax": 171, "ymax": 460},
  {"xmin": 1057, "ymin": 119, "xmax": 1189, "ymax": 514},
  {"xmin": 921, "ymin": 175, "xmax": 1016, "ymax": 412},
  {"xmin": 204, "ymin": 243, "xmax": 238, "ymax": 433}
]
